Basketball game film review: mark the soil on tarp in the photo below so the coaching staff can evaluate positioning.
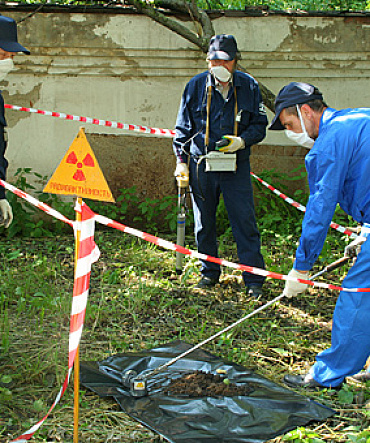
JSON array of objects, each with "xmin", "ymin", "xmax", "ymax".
[{"xmin": 163, "ymin": 370, "xmax": 254, "ymax": 397}]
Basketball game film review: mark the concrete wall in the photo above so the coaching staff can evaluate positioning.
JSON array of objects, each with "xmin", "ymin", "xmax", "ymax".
[{"xmin": 1, "ymin": 7, "xmax": 369, "ymax": 202}]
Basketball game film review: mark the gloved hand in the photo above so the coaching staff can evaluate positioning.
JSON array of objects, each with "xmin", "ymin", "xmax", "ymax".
[
  {"xmin": 283, "ymin": 268, "xmax": 309, "ymax": 298},
  {"xmin": 216, "ymin": 135, "xmax": 245, "ymax": 153},
  {"xmin": 344, "ymin": 235, "xmax": 366, "ymax": 258},
  {"xmin": 174, "ymin": 163, "xmax": 189, "ymax": 188},
  {"xmin": 0, "ymin": 199, "xmax": 13, "ymax": 228}
]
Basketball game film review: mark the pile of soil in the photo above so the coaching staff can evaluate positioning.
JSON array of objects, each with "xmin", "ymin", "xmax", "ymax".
[{"xmin": 163, "ymin": 370, "xmax": 254, "ymax": 398}]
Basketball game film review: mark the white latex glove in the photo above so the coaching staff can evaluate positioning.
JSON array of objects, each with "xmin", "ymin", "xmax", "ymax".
[
  {"xmin": 345, "ymin": 236, "xmax": 366, "ymax": 258},
  {"xmin": 216, "ymin": 135, "xmax": 245, "ymax": 153},
  {"xmin": 283, "ymin": 268, "xmax": 309, "ymax": 298},
  {"xmin": 174, "ymin": 163, "xmax": 189, "ymax": 188},
  {"xmin": 0, "ymin": 199, "xmax": 13, "ymax": 228}
]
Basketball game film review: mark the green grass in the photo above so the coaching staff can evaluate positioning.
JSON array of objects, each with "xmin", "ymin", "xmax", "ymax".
[
  {"xmin": 1, "ymin": 224, "xmax": 370, "ymax": 442},
  {"xmin": 0, "ymin": 166, "xmax": 365, "ymax": 441}
]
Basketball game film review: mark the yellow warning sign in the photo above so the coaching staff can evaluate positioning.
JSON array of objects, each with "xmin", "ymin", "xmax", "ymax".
[{"xmin": 44, "ymin": 128, "xmax": 115, "ymax": 202}]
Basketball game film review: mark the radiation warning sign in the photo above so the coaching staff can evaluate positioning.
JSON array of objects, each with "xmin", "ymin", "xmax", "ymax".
[{"xmin": 44, "ymin": 128, "xmax": 115, "ymax": 202}]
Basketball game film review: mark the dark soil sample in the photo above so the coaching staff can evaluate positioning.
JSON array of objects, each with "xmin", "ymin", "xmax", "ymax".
[{"xmin": 163, "ymin": 370, "xmax": 254, "ymax": 398}]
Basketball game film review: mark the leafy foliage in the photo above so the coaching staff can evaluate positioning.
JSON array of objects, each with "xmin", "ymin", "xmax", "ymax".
[
  {"xmin": 2, "ymin": 168, "xmax": 62, "ymax": 238},
  {"xmin": 0, "ymin": 169, "xmax": 191, "ymax": 237},
  {"xmin": 8, "ymin": 0, "xmax": 370, "ymax": 13},
  {"xmin": 197, "ymin": 0, "xmax": 369, "ymax": 11}
]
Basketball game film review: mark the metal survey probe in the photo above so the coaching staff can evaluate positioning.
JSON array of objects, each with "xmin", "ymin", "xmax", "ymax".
[
  {"xmin": 123, "ymin": 255, "xmax": 350, "ymax": 397},
  {"xmin": 310, "ymin": 255, "xmax": 350, "ymax": 280},
  {"xmin": 175, "ymin": 182, "xmax": 187, "ymax": 275}
]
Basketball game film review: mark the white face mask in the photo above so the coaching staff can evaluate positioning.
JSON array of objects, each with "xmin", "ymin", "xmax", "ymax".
[
  {"xmin": 284, "ymin": 105, "xmax": 315, "ymax": 149},
  {"xmin": 0, "ymin": 58, "xmax": 14, "ymax": 81},
  {"xmin": 210, "ymin": 65, "xmax": 232, "ymax": 83}
]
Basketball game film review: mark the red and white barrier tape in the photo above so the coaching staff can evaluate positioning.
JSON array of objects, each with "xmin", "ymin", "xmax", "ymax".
[
  {"xmin": 11, "ymin": 202, "xmax": 99, "ymax": 442},
  {"xmin": 0, "ymin": 178, "xmax": 73, "ymax": 227},
  {"xmin": 5, "ymin": 103, "xmax": 357, "ymax": 239},
  {"xmin": 94, "ymin": 213, "xmax": 369, "ymax": 293},
  {"xmin": 0, "ymin": 178, "xmax": 366, "ymax": 292},
  {"xmin": 4, "ymin": 104, "xmax": 176, "ymax": 138},
  {"xmin": 250, "ymin": 172, "xmax": 358, "ymax": 239},
  {"xmin": 10, "ymin": 372, "xmax": 72, "ymax": 443}
]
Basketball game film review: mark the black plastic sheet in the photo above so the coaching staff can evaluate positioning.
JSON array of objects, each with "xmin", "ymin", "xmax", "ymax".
[{"xmin": 80, "ymin": 340, "xmax": 334, "ymax": 443}]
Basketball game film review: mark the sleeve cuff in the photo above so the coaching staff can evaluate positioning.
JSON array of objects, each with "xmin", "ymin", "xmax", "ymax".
[{"xmin": 293, "ymin": 259, "xmax": 312, "ymax": 272}]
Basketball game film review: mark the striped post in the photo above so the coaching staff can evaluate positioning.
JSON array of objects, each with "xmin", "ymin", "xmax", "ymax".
[{"xmin": 10, "ymin": 201, "xmax": 100, "ymax": 442}]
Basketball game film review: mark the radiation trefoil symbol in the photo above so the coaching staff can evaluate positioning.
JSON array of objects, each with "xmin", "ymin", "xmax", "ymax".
[
  {"xmin": 43, "ymin": 127, "xmax": 115, "ymax": 202},
  {"xmin": 66, "ymin": 151, "xmax": 95, "ymax": 181}
]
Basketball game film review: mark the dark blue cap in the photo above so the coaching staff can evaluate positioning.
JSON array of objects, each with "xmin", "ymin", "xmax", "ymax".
[
  {"xmin": 269, "ymin": 82, "xmax": 323, "ymax": 130},
  {"xmin": 207, "ymin": 34, "xmax": 241, "ymax": 61},
  {"xmin": 0, "ymin": 16, "xmax": 30, "ymax": 55}
]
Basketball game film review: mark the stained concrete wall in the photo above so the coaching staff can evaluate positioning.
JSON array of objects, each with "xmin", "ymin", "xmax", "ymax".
[{"xmin": 1, "ymin": 7, "xmax": 369, "ymax": 202}]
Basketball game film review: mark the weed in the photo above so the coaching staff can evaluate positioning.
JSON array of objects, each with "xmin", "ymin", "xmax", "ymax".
[
  {"xmin": 0, "ymin": 294, "xmax": 10, "ymax": 353},
  {"xmin": 1, "ymin": 168, "xmax": 51, "ymax": 238},
  {"xmin": 338, "ymin": 384, "xmax": 355, "ymax": 405},
  {"xmin": 282, "ymin": 426, "xmax": 325, "ymax": 441},
  {"xmin": 345, "ymin": 429, "xmax": 370, "ymax": 442}
]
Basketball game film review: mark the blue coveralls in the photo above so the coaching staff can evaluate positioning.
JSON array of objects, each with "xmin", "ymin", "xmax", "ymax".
[
  {"xmin": 293, "ymin": 107, "xmax": 370, "ymax": 387},
  {"xmin": 173, "ymin": 71, "xmax": 267, "ymax": 286},
  {"xmin": 0, "ymin": 92, "xmax": 8, "ymax": 200}
]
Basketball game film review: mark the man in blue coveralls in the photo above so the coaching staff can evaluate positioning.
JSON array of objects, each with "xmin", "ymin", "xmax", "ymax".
[
  {"xmin": 269, "ymin": 82, "xmax": 370, "ymax": 389},
  {"xmin": 0, "ymin": 16, "xmax": 30, "ymax": 229},
  {"xmin": 173, "ymin": 34, "xmax": 267, "ymax": 295}
]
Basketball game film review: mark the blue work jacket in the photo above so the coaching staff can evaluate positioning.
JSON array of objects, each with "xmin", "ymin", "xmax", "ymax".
[
  {"xmin": 0, "ymin": 92, "xmax": 7, "ymax": 200},
  {"xmin": 295, "ymin": 107, "xmax": 370, "ymax": 270},
  {"xmin": 173, "ymin": 70, "xmax": 267, "ymax": 163}
]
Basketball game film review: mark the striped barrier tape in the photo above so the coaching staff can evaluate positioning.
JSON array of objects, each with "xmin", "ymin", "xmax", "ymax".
[
  {"xmin": 250, "ymin": 172, "xmax": 358, "ymax": 239},
  {"xmin": 0, "ymin": 178, "xmax": 366, "ymax": 293},
  {"xmin": 10, "ymin": 371, "xmax": 72, "ymax": 443},
  {"xmin": 5, "ymin": 103, "xmax": 357, "ymax": 240},
  {"xmin": 11, "ymin": 201, "xmax": 99, "ymax": 442},
  {"xmin": 0, "ymin": 178, "xmax": 73, "ymax": 227},
  {"xmin": 4, "ymin": 104, "xmax": 176, "ymax": 138},
  {"xmin": 94, "ymin": 213, "xmax": 369, "ymax": 293}
]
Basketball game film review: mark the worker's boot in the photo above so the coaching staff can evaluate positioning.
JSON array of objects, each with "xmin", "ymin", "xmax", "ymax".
[
  {"xmin": 246, "ymin": 285, "xmax": 263, "ymax": 297},
  {"xmin": 284, "ymin": 373, "xmax": 342, "ymax": 390},
  {"xmin": 194, "ymin": 276, "xmax": 219, "ymax": 289}
]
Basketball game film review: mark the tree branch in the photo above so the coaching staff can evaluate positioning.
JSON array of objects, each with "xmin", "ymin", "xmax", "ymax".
[
  {"xmin": 124, "ymin": 0, "xmax": 276, "ymax": 111},
  {"xmin": 125, "ymin": 0, "xmax": 211, "ymax": 51}
]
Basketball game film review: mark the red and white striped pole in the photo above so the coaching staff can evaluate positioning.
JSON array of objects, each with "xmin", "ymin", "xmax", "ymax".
[
  {"xmin": 73, "ymin": 197, "xmax": 82, "ymax": 443},
  {"xmin": 10, "ymin": 201, "xmax": 99, "ymax": 443}
]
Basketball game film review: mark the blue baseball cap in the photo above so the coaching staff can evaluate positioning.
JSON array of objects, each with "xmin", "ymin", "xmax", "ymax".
[
  {"xmin": 207, "ymin": 34, "xmax": 241, "ymax": 61},
  {"xmin": 269, "ymin": 82, "xmax": 323, "ymax": 130},
  {"xmin": 0, "ymin": 16, "xmax": 30, "ymax": 54}
]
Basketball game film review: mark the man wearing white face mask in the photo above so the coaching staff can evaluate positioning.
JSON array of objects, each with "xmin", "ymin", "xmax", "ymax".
[
  {"xmin": 173, "ymin": 34, "xmax": 268, "ymax": 294},
  {"xmin": 0, "ymin": 15, "xmax": 30, "ymax": 229},
  {"xmin": 269, "ymin": 81, "xmax": 370, "ymax": 389}
]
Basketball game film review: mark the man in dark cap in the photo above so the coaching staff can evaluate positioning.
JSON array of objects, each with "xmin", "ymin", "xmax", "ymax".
[
  {"xmin": 0, "ymin": 15, "xmax": 29, "ymax": 229},
  {"xmin": 269, "ymin": 81, "xmax": 370, "ymax": 388},
  {"xmin": 173, "ymin": 34, "xmax": 267, "ymax": 295}
]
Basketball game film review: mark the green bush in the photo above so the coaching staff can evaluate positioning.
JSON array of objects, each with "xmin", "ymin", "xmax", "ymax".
[{"xmin": 1, "ymin": 169, "xmax": 194, "ymax": 237}]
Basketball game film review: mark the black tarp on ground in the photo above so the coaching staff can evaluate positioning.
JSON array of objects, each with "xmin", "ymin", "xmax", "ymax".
[{"xmin": 80, "ymin": 340, "xmax": 335, "ymax": 443}]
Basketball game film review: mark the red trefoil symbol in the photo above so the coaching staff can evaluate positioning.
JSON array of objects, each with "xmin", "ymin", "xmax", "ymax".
[{"xmin": 66, "ymin": 151, "xmax": 95, "ymax": 181}]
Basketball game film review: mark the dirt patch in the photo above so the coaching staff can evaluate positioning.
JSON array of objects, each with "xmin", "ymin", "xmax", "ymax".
[{"xmin": 163, "ymin": 370, "xmax": 254, "ymax": 398}]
